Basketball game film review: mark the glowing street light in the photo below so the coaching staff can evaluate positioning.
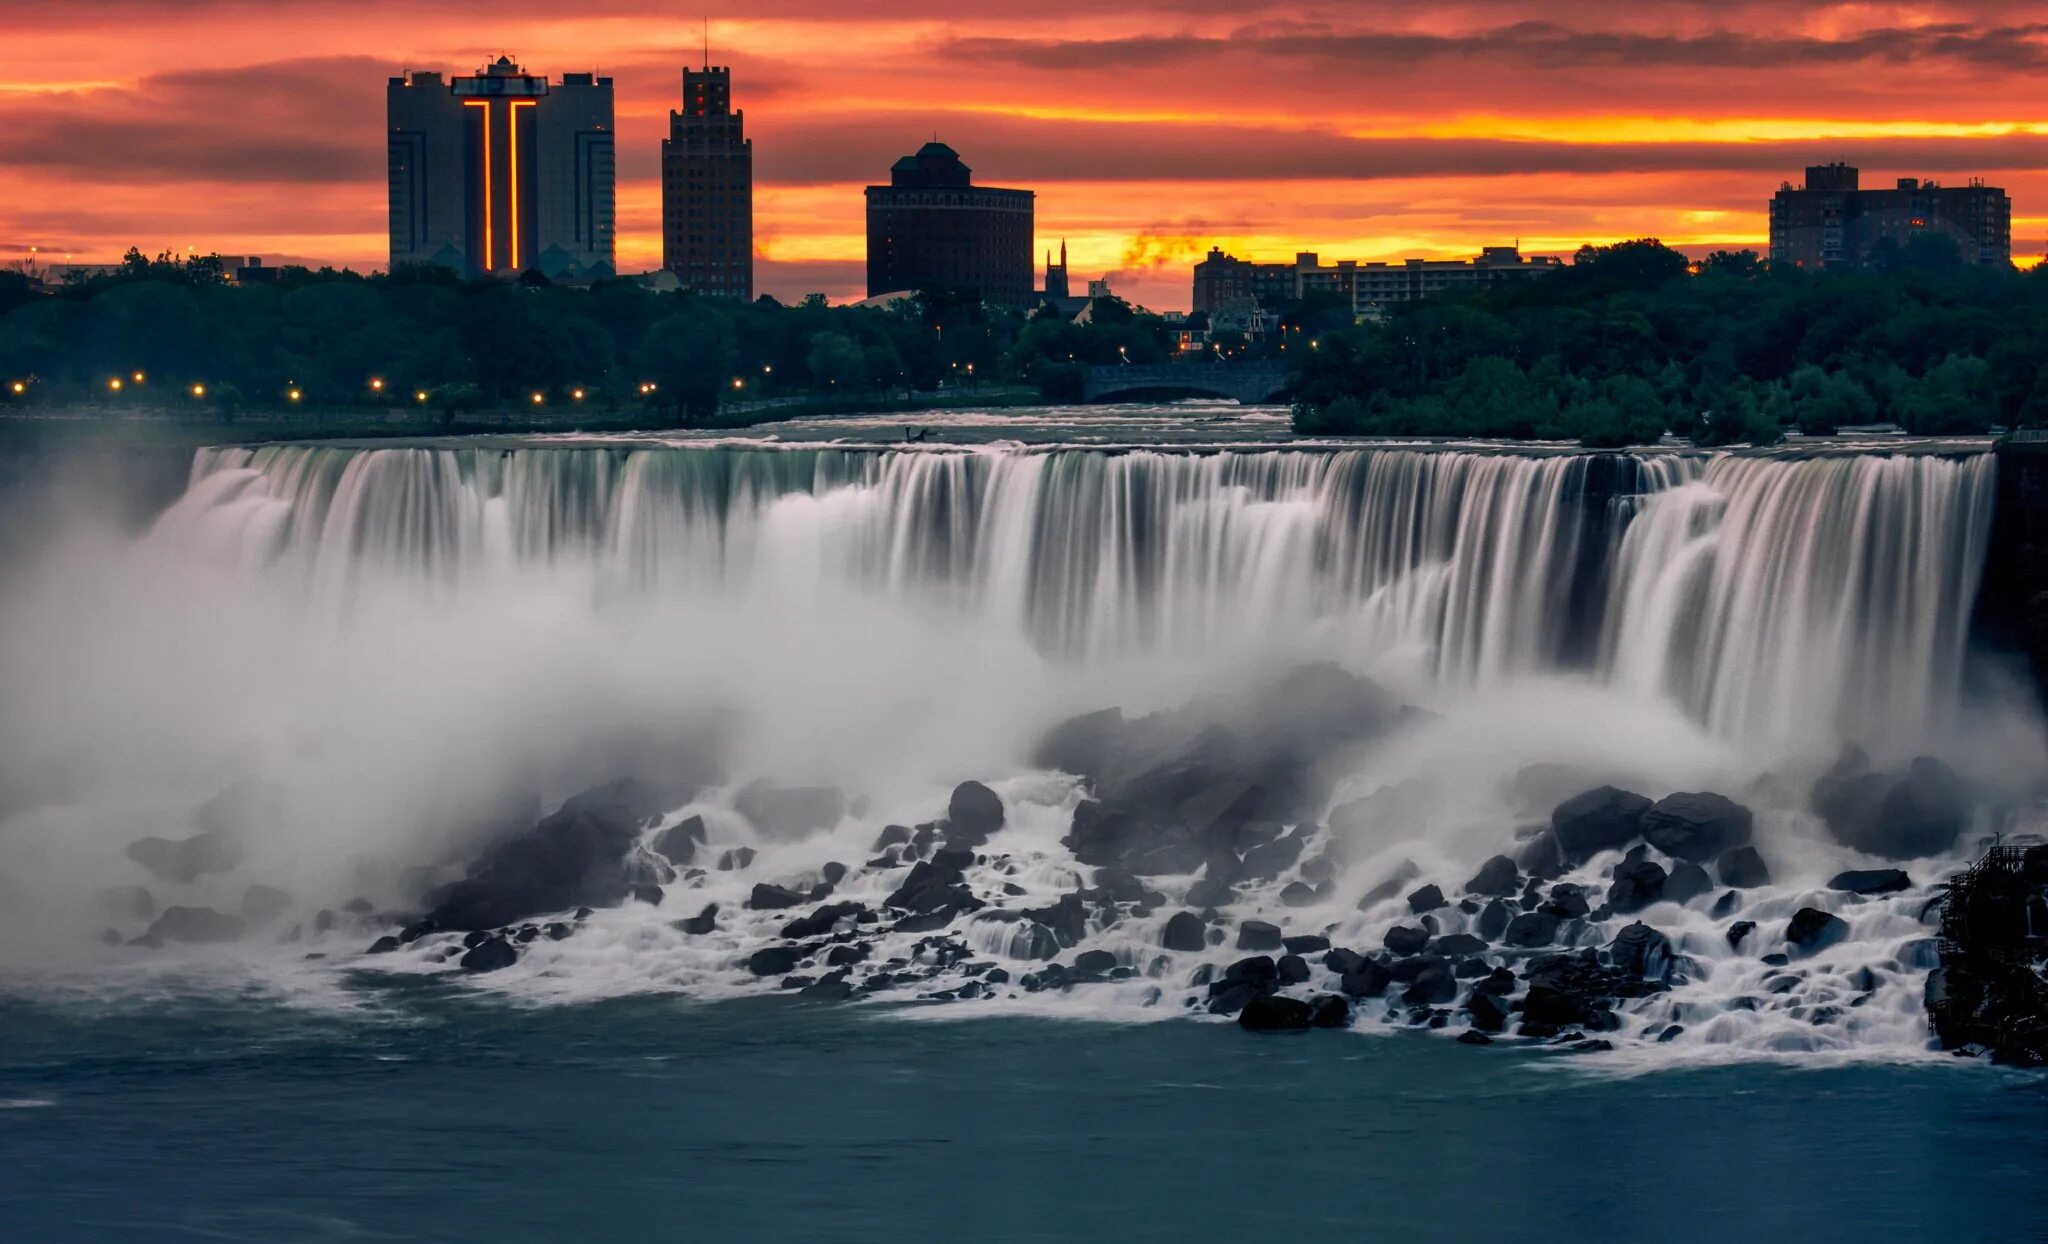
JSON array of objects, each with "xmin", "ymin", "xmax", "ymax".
[
  {"xmin": 8, "ymin": 381, "xmax": 23, "ymax": 395},
  {"xmin": 108, "ymin": 377, "xmax": 124, "ymax": 392},
  {"xmin": 190, "ymin": 383, "xmax": 207, "ymax": 398},
  {"xmin": 530, "ymin": 392, "xmax": 545, "ymax": 405},
  {"xmin": 415, "ymin": 390, "xmax": 429, "ymax": 404},
  {"xmin": 732, "ymin": 377, "xmax": 744, "ymax": 390},
  {"xmin": 571, "ymin": 388, "xmax": 585, "ymax": 401},
  {"xmin": 287, "ymin": 388, "xmax": 302, "ymax": 402},
  {"xmin": 369, "ymin": 377, "xmax": 386, "ymax": 393},
  {"xmin": 131, "ymin": 371, "xmax": 145, "ymax": 384}
]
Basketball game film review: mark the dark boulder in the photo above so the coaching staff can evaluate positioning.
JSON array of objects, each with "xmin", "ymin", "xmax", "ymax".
[
  {"xmin": 1401, "ymin": 965, "xmax": 1459, "ymax": 1006},
  {"xmin": 1433, "ymin": 933, "xmax": 1488, "ymax": 957},
  {"xmin": 1072, "ymin": 949, "xmax": 1118, "ymax": 976},
  {"xmin": 747, "ymin": 945, "xmax": 803, "ymax": 977},
  {"xmin": 459, "ymin": 937, "xmax": 518, "ymax": 973},
  {"xmin": 780, "ymin": 901, "xmax": 867, "ymax": 939},
  {"xmin": 1237, "ymin": 920, "xmax": 1284, "ymax": 951},
  {"xmin": 1516, "ymin": 830, "xmax": 1567, "ymax": 881},
  {"xmin": 1814, "ymin": 755, "xmax": 1970, "ymax": 860},
  {"xmin": 1241, "ymin": 829, "xmax": 1309, "ymax": 882},
  {"xmin": 946, "ymin": 781, "xmax": 1006, "ymax": 848},
  {"xmin": 1786, "ymin": 908, "xmax": 1850, "ymax": 957},
  {"xmin": 1161, "ymin": 910, "xmax": 1207, "ymax": 952},
  {"xmin": 144, "ymin": 906, "xmax": 246, "ymax": 944},
  {"xmin": 1277, "ymin": 954, "xmax": 1312, "ymax": 984},
  {"xmin": 1407, "ymin": 884, "xmax": 1446, "ymax": 914},
  {"xmin": 748, "ymin": 883, "xmax": 808, "ymax": 911},
  {"xmin": 1477, "ymin": 899, "xmax": 1510, "ymax": 941},
  {"xmin": 1383, "ymin": 925, "xmax": 1429, "ymax": 956},
  {"xmin": 1726, "ymin": 920, "xmax": 1756, "ymax": 948},
  {"xmin": 734, "ymin": 779, "xmax": 844, "ymax": 838},
  {"xmin": 872, "ymin": 824, "xmax": 912, "ymax": 851},
  {"xmin": 1467, "ymin": 990, "xmax": 1511, "ymax": 1033},
  {"xmin": 1550, "ymin": 786, "xmax": 1652, "ymax": 865},
  {"xmin": 1279, "ymin": 881, "xmax": 1320, "ymax": 907},
  {"xmin": 1607, "ymin": 859, "xmax": 1668, "ymax": 914},
  {"xmin": 1308, "ymin": 994, "xmax": 1351, "ymax": 1028},
  {"xmin": 1238, "ymin": 994, "xmax": 1314, "ymax": 1031},
  {"xmin": 1503, "ymin": 911, "xmax": 1561, "ymax": 948},
  {"xmin": 1522, "ymin": 949, "xmax": 1633, "ymax": 1028},
  {"xmin": 1607, "ymin": 922, "xmax": 1678, "ymax": 982},
  {"xmin": 426, "ymin": 778, "xmax": 682, "ymax": 931},
  {"xmin": 1542, "ymin": 884, "xmax": 1591, "ymax": 920},
  {"xmin": 1829, "ymin": 869, "xmax": 1911, "ymax": 895},
  {"xmin": 1283, "ymin": 934, "xmax": 1330, "ymax": 954},
  {"xmin": 1663, "ymin": 863, "xmax": 1713, "ymax": 906},
  {"xmin": 1323, "ymin": 947, "xmax": 1365, "ymax": 975},
  {"xmin": 1716, "ymin": 846, "xmax": 1772, "ymax": 889},
  {"xmin": 1641, "ymin": 792, "xmax": 1754, "ymax": 863},
  {"xmin": 1465, "ymin": 855, "xmax": 1519, "ymax": 897},
  {"xmin": 678, "ymin": 903, "xmax": 718, "ymax": 935},
  {"xmin": 651, "ymin": 815, "xmax": 707, "ymax": 865},
  {"xmin": 718, "ymin": 847, "xmax": 756, "ymax": 871},
  {"xmin": 1339, "ymin": 960, "xmax": 1391, "ymax": 998},
  {"xmin": 884, "ymin": 848, "xmax": 982, "ymax": 919}
]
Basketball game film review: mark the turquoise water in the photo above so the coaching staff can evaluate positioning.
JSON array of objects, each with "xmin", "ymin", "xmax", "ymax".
[{"xmin": 2, "ymin": 987, "xmax": 2045, "ymax": 1242}]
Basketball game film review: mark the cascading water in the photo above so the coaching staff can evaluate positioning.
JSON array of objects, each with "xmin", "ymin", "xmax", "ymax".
[{"xmin": 1, "ymin": 430, "xmax": 2037, "ymax": 1061}]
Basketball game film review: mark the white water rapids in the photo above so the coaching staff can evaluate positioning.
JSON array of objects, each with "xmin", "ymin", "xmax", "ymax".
[{"xmin": 0, "ymin": 434, "xmax": 2038, "ymax": 1062}]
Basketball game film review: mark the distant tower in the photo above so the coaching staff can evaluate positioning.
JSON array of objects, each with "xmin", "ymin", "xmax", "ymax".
[
  {"xmin": 662, "ymin": 56, "xmax": 754, "ymax": 298},
  {"xmin": 1044, "ymin": 240, "xmax": 1069, "ymax": 300},
  {"xmin": 387, "ymin": 57, "xmax": 615, "ymax": 279},
  {"xmin": 864, "ymin": 142, "xmax": 1034, "ymax": 304}
]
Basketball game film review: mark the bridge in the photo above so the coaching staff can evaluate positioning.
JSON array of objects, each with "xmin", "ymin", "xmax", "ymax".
[{"xmin": 1082, "ymin": 362, "xmax": 1290, "ymax": 405}]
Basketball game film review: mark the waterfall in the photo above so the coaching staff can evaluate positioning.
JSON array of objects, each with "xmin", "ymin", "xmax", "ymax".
[{"xmin": 152, "ymin": 441, "xmax": 1997, "ymax": 750}]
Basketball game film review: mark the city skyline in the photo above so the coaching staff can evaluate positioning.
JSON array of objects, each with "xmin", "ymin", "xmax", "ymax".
[{"xmin": 6, "ymin": 3, "xmax": 2048, "ymax": 309}]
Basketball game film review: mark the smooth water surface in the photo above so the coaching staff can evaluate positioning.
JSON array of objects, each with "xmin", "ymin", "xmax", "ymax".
[{"xmin": 2, "ymin": 990, "xmax": 2044, "ymax": 1243}]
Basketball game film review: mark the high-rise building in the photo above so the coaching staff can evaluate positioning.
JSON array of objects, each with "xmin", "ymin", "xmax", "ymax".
[
  {"xmin": 387, "ymin": 57, "xmax": 616, "ymax": 279},
  {"xmin": 865, "ymin": 142, "xmax": 1034, "ymax": 304},
  {"xmin": 1769, "ymin": 164, "xmax": 2011, "ymax": 269},
  {"xmin": 662, "ymin": 64, "xmax": 753, "ymax": 298}
]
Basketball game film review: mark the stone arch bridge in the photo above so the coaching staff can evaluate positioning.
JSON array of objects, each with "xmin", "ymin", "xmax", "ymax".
[{"xmin": 1082, "ymin": 362, "xmax": 1290, "ymax": 405}]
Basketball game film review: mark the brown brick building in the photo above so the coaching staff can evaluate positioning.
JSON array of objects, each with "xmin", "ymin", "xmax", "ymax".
[
  {"xmin": 1769, "ymin": 163, "xmax": 2011, "ymax": 269},
  {"xmin": 661, "ymin": 65, "xmax": 752, "ymax": 298},
  {"xmin": 865, "ymin": 143, "xmax": 1034, "ymax": 305}
]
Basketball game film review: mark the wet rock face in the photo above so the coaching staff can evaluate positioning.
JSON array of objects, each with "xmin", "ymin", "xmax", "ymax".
[
  {"xmin": 1550, "ymin": 787, "xmax": 1652, "ymax": 866},
  {"xmin": 1813, "ymin": 754, "xmax": 1970, "ymax": 860},
  {"xmin": 1640, "ymin": 792, "xmax": 1754, "ymax": 863},
  {"xmin": 1786, "ymin": 908, "xmax": 1849, "ymax": 957},
  {"xmin": 1715, "ymin": 846, "xmax": 1772, "ymax": 889},
  {"xmin": 144, "ymin": 905, "xmax": 247, "ymax": 944},
  {"xmin": 125, "ymin": 832, "xmax": 244, "ymax": 886},
  {"xmin": 945, "ymin": 782, "xmax": 1006, "ymax": 848},
  {"xmin": 425, "ymin": 778, "xmax": 688, "ymax": 932}
]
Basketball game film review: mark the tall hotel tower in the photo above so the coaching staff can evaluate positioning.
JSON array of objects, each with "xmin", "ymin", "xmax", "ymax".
[
  {"xmin": 387, "ymin": 57, "xmax": 616, "ymax": 278},
  {"xmin": 661, "ymin": 63, "xmax": 754, "ymax": 298}
]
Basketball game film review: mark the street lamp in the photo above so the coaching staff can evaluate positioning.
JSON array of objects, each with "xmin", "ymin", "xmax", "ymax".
[
  {"xmin": 131, "ymin": 371, "xmax": 145, "ymax": 384},
  {"xmin": 571, "ymin": 388, "xmax": 585, "ymax": 401},
  {"xmin": 190, "ymin": 383, "xmax": 206, "ymax": 398},
  {"xmin": 108, "ymin": 377, "xmax": 124, "ymax": 392},
  {"xmin": 288, "ymin": 388, "xmax": 302, "ymax": 402},
  {"xmin": 369, "ymin": 377, "xmax": 385, "ymax": 394},
  {"xmin": 530, "ymin": 392, "xmax": 545, "ymax": 405},
  {"xmin": 7, "ymin": 381, "xmax": 23, "ymax": 395},
  {"xmin": 415, "ymin": 390, "xmax": 429, "ymax": 404},
  {"xmin": 732, "ymin": 377, "xmax": 744, "ymax": 390}
]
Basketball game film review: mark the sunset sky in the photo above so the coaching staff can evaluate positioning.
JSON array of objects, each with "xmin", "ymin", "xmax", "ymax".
[{"xmin": 4, "ymin": 1, "xmax": 2048, "ymax": 309}]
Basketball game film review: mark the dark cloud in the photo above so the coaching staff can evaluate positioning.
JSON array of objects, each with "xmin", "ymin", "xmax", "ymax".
[{"xmin": 944, "ymin": 20, "xmax": 2048, "ymax": 75}]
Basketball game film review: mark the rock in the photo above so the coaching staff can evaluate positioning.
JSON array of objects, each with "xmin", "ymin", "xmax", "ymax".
[
  {"xmin": 1814, "ymin": 755, "xmax": 1970, "ymax": 860},
  {"xmin": 1402, "ymin": 965, "xmax": 1458, "ymax": 1006},
  {"xmin": 1607, "ymin": 859, "xmax": 1668, "ymax": 914},
  {"xmin": 883, "ymin": 848, "xmax": 982, "ymax": 920},
  {"xmin": 1503, "ymin": 911, "xmax": 1561, "ymax": 948},
  {"xmin": 238, "ymin": 884, "xmax": 292, "ymax": 924},
  {"xmin": 457, "ymin": 937, "xmax": 517, "ymax": 972},
  {"xmin": 1711, "ymin": 891, "xmax": 1740, "ymax": 919},
  {"xmin": 1522, "ymin": 949, "xmax": 1633, "ymax": 1028},
  {"xmin": 1383, "ymin": 925, "xmax": 1429, "ymax": 956},
  {"xmin": 1465, "ymin": 855, "xmax": 1519, "ymax": 897},
  {"xmin": 1640, "ymin": 792, "xmax": 1754, "ymax": 862},
  {"xmin": 1207, "ymin": 956, "xmax": 1282, "ymax": 1014},
  {"xmin": 820, "ymin": 861, "xmax": 847, "ymax": 886},
  {"xmin": 1786, "ymin": 908, "xmax": 1849, "ymax": 957},
  {"xmin": 1279, "ymin": 881, "xmax": 1320, "ymax": 907},
  {"xmin": 1340, "ymin": 960, "xmax": 1391, "ymax": 998},
  {"xmin": 366, "ymin": 935, "xmax": 400, "ymax": 954},
  {"xmin": 144, "ymin": 906, "xmax": 246, "ymax": 944},
  {"xmin": 1467, "ymin": 990, "xmax": 1511, "ymax": 1032},
  {"xmin": 1550, "ymin": 786, "xmax": 1652, "ymax": 865},
  {"xmin": 780, "ymin": 901, "xmax": 867, "ymax": 939},
  {"xmin": 1241, "ymin": 829, "xmax": 1308, "ymax": 882},
  {"xmin": 1237, "ymin": 920, "xmax": 1284, "ymax": 951},
  {"xmin": 1516, "ymin": 830, "xmax": 1567, "ymax": 881},
  {"xmin": 748, "ymin": 883, "xmax": 808, "ymax": 911},
  {"xmin": 651, "ymin": 815, "xmax": 707, "ymax": 865},
  {"xmin": 630, "ymin": 883, "xmax": 664, "ymax": 905},
  {"xmin": 1323, "ymin": 947, "xmax": 1365, "ymax": 975},
  {"xmin": 1407, "ymin": 884, "xmax": 1446, "ymax": 914},
  {"xmin": 734, "ymin": 779, "xmax": 845, "ymax": 838},
  {"xmin": 1073, "ymin": 949, "xmax": 1118, "ymax": 976},
  {"xmin": 1433, "ymin": 933, "xmax": 1488, "ymax": 957},
  {"xmin": 1308, "ymin": 994, "xmax": 1351, "ymax": 1028},
  {"xmin": 946, "ymin": 781, "xmax": 1006, "ymax": 848},
  {"xmin": 1716, "ymin": 845, "xmax": 1772, "ymax": 889},
  {"xmin": 1161, "ymin": 910, "xmax": 1208, "ymax": 952},
  {"xmin": 1477, "ymin": 899, "xmax": 1510, "ymax": 941},
  {"xmin": 124, "ymin": 831, "xmax": 244, "ymax": 886},
  {"xmin": 1663, "ymin": 863, "xmax": 1712, "ymax": 906},
  {"xmin": 872, "ymin": 824, "xmax": 912, "ymax": 851},
  {"xmin": 1282, "ymin": 934, "xmax": 1330, "ymax": 954},
  {"xmin": 1238, "ymin": 994, "xmax": 1314, "ymax": 1031},
  {"xmin": 747, "ymin": 946, "xmax": 802, "ymax": 977},
  {"xmin": 717, "ymin": 847, "xmax": 756, "ymax": 871},
  {"xmin": 678, "ymin": 903, "xmax": 718, "ymax": 935},
  {"xmin": 1542, "ymin": 884, "xmax": 1591, "ymax": 920},
  {"xmin": 1829, "ymin": 868, "xmax": 1911, "ymax": 895},
  {"xmin": 425, "ymin": 778, "xmax": 684, "ymax": 931},
  {"xmin": 1457, "ymin": 1030, "xmax": 1494, "ymax": 1045},
  {"xmin": 1607, "ymin": 922, "xmax": 1678, "ymax": 982}
]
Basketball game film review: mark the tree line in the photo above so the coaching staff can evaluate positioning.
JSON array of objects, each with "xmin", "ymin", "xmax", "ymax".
[
  {"xmin": 0, "ymin": 250, "xmax": 1181, "ymax": 422},
  {"xmin": 1285, "ymin": 236, "xmax": 2048, "ymax": 446}
]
